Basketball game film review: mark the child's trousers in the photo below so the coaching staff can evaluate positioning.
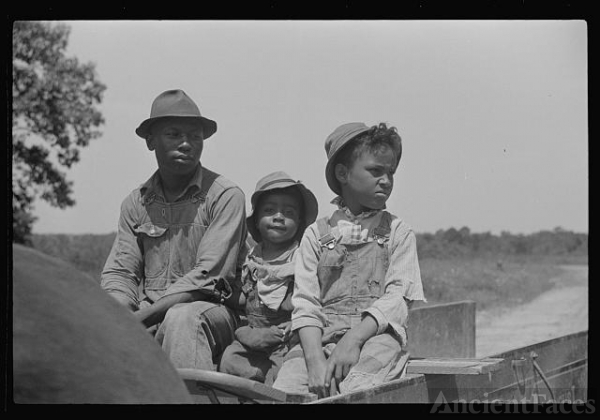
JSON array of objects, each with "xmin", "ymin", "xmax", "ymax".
[
  {"xmin": 272, "ymin": 333, "xmax": 409, "ymax": 396},
  {"xmin": 219, "ymin": 340, "xmax": 288, "ymax": 386}
]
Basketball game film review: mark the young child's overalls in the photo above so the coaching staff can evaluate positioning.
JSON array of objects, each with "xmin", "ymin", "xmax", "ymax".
[
  {"xmin": 242, "ymin": 255, "xmax": 294, "ymax": 329},
  {"xmin": 273, "ymin": 211, "xmax": 410, "ymax": 395},
  {"xmin": 219, "ymin": 254, "xmax": 294, "ymax": 385}
]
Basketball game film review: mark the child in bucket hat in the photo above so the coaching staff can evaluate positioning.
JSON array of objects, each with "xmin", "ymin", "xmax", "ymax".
[
  {"xmin": 273, "ymin": 122, "xmax": 425, "ymax": 399},
  {"xmin": 219, "ymin": 171, "xmax": 318, "ymax": 385}
]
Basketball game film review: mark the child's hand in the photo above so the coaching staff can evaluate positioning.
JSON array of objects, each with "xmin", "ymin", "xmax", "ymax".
[
  {"xmin": 279, "ymin": 321, "xmax": 292, "ymax": 341},
  {"xmin": 306, "ymin": 356, "xmax": 330, "ymax": 399},
  {"xmin": 325, "ymin": 335, "xmax": 361, "ymax": 390},
  {"xmin": 235, "ymin": 325, "xmax": 284, "ymax": 351}
]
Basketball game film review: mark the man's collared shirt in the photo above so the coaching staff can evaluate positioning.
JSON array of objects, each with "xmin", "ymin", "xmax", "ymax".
[{"xmin": 101, "ymin": 164, "xmax": 247, "ymax": 308}]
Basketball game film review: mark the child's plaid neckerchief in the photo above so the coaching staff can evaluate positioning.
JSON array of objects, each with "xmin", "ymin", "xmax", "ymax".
[{"xmin": 329, "ymin": 196, "xmax": 385, "ymax": 243}]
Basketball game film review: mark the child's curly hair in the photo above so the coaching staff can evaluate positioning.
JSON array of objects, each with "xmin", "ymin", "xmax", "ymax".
[{"xmin": 333, "ymin": 122, "xmax": 402, "ymax": 170}]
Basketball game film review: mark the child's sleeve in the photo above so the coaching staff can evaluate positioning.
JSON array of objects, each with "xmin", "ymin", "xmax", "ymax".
[
  {"xmin": 279, "ymin": 281, "xmax": 295, "ymax": 312},
  {"xmin": 290, "ymin": 223, "xmax": 329, "ymax": 332},
  {"xmin": 364, "ymin": 219, "xmax": 425, "ymax": 343}
]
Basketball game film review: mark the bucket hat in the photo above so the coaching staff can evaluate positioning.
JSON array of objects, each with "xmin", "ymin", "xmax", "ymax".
[
  {"xmin": 324, "ymin": 122, "xmax": 402, "ymax": 195},
  {"xmin": 135, "ymin": 89, "xmax": 217, "ymax": 140},
  {"xmin": 247, "ymin": 171, "xmax": 318, "ymax": 243}
]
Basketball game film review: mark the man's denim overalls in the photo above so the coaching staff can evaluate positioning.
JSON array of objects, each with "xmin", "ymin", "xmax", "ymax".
[{"xmin": 140, "ymin": 169, "xmax": 240, "ymax": 370}]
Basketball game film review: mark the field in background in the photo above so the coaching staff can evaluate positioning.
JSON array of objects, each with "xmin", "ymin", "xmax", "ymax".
[
  {"xmin": 419, "ymin": 256, "xmax": 569, "ymax": 311},
  {"xmin": 28, "ymin": 228, "xmax": 587, "ymax": 314}
]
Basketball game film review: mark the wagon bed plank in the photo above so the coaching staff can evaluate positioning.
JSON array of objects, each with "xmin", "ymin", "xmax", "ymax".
[{"xmin": 406, "ymin": 357, "xmax": 504, "ymax": 375}]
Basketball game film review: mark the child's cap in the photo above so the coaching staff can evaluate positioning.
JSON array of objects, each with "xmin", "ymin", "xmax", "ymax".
[
  {"xmin": 324, "ymin": 122, "xmax": 402, "ymax": 195},
  {"xmin": 247, "ymin": 171, "xmax": 319, "ymax": 243}
]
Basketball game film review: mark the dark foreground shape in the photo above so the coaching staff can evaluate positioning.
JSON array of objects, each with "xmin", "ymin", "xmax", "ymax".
[{"xmin": 12, "ymin": 244, "xmax": 192, "ymax": 404}]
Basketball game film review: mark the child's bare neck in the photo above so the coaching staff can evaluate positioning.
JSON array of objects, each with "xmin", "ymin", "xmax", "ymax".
[
  {"xmin": 341, "ymin": 194, "xmax": 369, "ymax": 216},
  {"xmin": 261, "ymin": 241, "xmax": 295, "ymax": 261}
]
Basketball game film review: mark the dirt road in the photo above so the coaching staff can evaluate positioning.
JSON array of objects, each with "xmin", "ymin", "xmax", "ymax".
[{"xmin": 475, "ymin": 264, "xmax": 588, "ymax": 357}]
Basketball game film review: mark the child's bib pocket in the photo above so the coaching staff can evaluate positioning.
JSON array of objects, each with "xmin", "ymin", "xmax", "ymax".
[{"xmin": 317, "ymin": 245, "xmax": 347, "ymax": 298}]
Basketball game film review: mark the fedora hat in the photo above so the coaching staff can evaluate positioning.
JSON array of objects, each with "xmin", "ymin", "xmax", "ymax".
[
  {"xmin": 324, "ymin": 122, "xmax": 402, "ymax": 195},
  {"xmin": 135, "ymin": 89, "xmax": 217, "ymax": 139},
  {"xmin": 247, "ymin": 171, "xmax": 319, "ymax": 243}
]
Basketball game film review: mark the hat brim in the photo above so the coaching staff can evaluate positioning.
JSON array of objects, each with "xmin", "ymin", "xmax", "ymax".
[
  {"xmin": 324, "ymin": 128, "xmax": 370, "ymax": 195},
  {"xmin": 247, "ymin": 183, "xmax": 318, "ymax": 243},
  {"xmin": 325, "ymin": 158, "xmax": 343, "ymax": 196},
  {"xmin": 135, "ymin": 115, "xmax": 217, "ymax": 140}
]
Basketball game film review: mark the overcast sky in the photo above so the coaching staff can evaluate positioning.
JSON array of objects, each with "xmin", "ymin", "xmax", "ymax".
[{"xmin": 29, "ymin": 20, "xmax": 588, "ymax": 235}]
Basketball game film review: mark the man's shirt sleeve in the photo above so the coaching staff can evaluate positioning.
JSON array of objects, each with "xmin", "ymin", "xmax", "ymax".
[{"xmin": 100, "ymin": 193, "xmax": 144, "ymax": 308}]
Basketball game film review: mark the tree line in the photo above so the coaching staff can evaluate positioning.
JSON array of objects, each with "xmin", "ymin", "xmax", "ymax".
[
  {"xmin": 417, "ymin": 226, "xmax": 588, "ymax": 260},
  {"xmin": 29, "ymin": 227, "xmax": 587, "ymax": 283}
]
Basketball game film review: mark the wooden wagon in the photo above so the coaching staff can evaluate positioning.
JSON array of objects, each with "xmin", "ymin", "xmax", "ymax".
[{"xmin": 177, "ymin": 300, "xmax": 588, "ymax": 404}]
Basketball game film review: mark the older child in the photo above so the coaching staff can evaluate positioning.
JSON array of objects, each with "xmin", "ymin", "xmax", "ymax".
[
  {"xmin": 273, "ymin": 122, "xmax": 425, "ymax": 398},
  {"xmin": 219, "ymin": 171, "xmax": 318, "ymax": 385}
]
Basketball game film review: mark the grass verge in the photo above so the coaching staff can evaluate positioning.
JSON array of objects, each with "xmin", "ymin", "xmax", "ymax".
[{"xmin": 419, "ymin": 256, "xmax": 576, "ymax": 312}]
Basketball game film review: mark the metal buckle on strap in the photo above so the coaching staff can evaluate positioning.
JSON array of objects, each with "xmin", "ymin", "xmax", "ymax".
[
  {"xmin": 319, "ymin": 233, "xmax": 336, "ymax": 250},
  {"xmin": 373, "ymin": 227, "xmax": 390, "ymax": 245}
]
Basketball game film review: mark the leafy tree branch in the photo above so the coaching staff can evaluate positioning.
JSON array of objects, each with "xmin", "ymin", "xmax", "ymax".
[{"xmin": 12, "ymin": 21, "xmax": 106, "ymax": 243}]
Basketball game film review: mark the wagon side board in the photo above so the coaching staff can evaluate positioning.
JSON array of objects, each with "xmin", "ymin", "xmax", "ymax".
[
  {"xmin": 311, "ymin": 330, "xmax": 588, "ymax": 404},
  {"xmin": 407, "ymin": 300, "xmax": 476, "ymax": 358}
]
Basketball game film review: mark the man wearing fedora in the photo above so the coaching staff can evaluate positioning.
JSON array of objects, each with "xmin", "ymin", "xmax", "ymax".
[{"xmin": 101, "ymin": 89, "xmax": 247, "ymax": 371}]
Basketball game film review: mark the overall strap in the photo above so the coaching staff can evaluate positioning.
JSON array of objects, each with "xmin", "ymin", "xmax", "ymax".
[
  {"xmin": 192, "ymin": 167, "xmax": 219, "ymax": 202},
  {"xmin": 316, "ymin": 217, "xmax": 337, "ymax": 250}
]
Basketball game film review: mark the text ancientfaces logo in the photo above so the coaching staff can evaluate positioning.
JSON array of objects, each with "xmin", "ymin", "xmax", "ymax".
[{"xmin": 430, "ymin": 390, "xmax": 595, "ymax": 414}]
